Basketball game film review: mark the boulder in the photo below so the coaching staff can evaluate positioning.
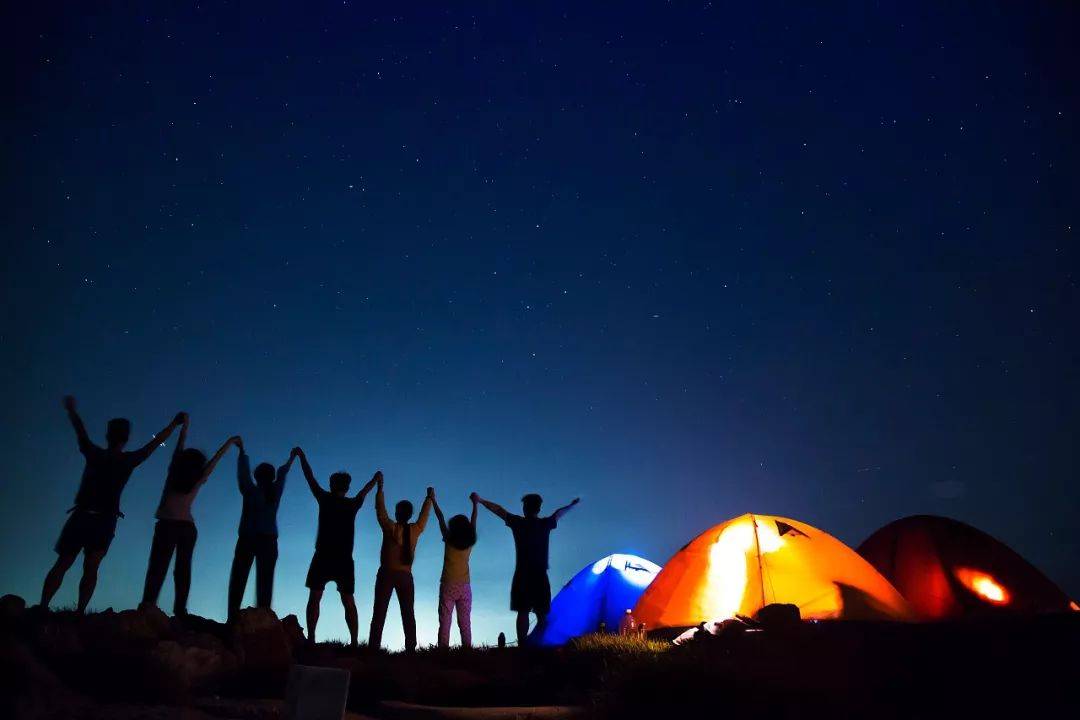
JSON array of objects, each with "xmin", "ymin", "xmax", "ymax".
[
  {"xmin": 82, "ymin": 605, "xmax": 172, "ymax": 653},
  {"xmin": 32, "ymin": 617, "xmax": 85, "ymax": 660},
  {"xmin": 281, "ymin": 614, "xmax": 306, "ymax": 652},
  {"xmin": 148, "ymin": 639, "xmax": 236, "ymax": 698},
  {"xmin": 230, "ymin": 607, "xmax": 293, "ymax": 676},
  {"xmin": 0, "ymin": 594, "xmax": 26, "ymax": 624}
]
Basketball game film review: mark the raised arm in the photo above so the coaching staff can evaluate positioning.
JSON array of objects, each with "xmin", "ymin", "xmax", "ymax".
[
  {"xmin": 550, "ymin": 497, "xmax": 581, "ymax": 522},
  {"xmin": 477, "ymin": 495, "xmax": 510, "ymax": 522},
  {"xmin": 62, "ymin": 396, "xmax": 95, "ymax": 454},
  {"xmin": 275, "ymin": 448, "xmax": 297, "ymax": 495},
  {"xmin": 374, "ymin": 475, "xmax": 392, "ymax": 530},
  {"xmin": 132, "ymin": 412, "xmax": 185, "ymax": 463},
  {"xmin": 470, "ymin": 492, "xmax": 479, "ymax": 531},
  {"xmin": 172, "ymin": 413, "xmax": 190, "ymax": 461},
  {"xmin": 353, "ymin": 470, "xmax": 380, "ymax": 507},
  {"xmin": 295, "ymin": 447, "xmax": 324, "ymax": 498},
  {"xmin": 200, "ymin": 435, "xmax": 241, "ymax": 483},
  {"xmin": 415, "ymin": 488, "xmax": 434, "ymax": 531},
  {"xmin": 237, "ymin": 437, "xmax": 254, "ymax": 494},
  {"xmin": 432, "ymin": 496, "xmax": 448, "ymax": 539}
]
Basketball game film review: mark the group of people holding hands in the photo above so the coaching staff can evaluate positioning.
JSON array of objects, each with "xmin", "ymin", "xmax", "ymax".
[{"xmin": 40, "ymin": 397, "xmax": 581, "ymax": 650}]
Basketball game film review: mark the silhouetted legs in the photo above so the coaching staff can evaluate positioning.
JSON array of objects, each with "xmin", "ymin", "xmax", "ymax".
[
  {"xmin": 516, "ymin": 610, "xmax": 546, "ymax": 646},
  {"xmin": 77, "ymin": 549, "xmax": 106, "ymax": 614},
  {"xmin": 41, "ymin": 551, "xmax": 78, "ymax": 609},
  {"xmin": 341, "ymin": 592, "xmax": 358, "ymax": 647},
  {"xmin": 369, "ymin": 567, "xmax": 416, "ymax": 651},
  {"xmin": 255, "ymin": 540, "xmax": 278, "ymax": 608},
  {"xmin": 516, "ymin": 611, "xmax": 530, "ymax": 646},
  {"xmin": 172, "ymin": 526, "xmax": 195, "ymax": 615},
  {"xmin": 142, "ymin": 519, "xmax": 197, "ymax": 615},
  {"xmin": 228, "ymin": 535, "xmax": 277, "ymax": 621},
  {"xmin": 228, "ymin": 540, "xmax": 256, "ymax": 621},
  {"xmin": 306, "ymin": 588, "xmax": 322, "ymax": 643}
]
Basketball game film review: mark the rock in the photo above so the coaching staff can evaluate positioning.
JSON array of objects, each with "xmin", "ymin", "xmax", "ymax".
[
  {"xmin": 0, "ymin": 594, "xmax": 26, "ymax": 623},
  {"xmin": 0, "ymin": 635, "xmax": 85, "ymax": 720},
  {"xmin": 82, "ymin": 605, "xmax": 172, "ymax": 653},
  {"xmin": 148, "ymin": 639, "xmax": 236, "ymax": 698},
  {"xmin": 281, "ymin": 614, "xmax": 306, "ymax": 652},
  {"xmin": 230, "ymin": 607, "xmax": 293, "ymax": 677},
  {"xmin": 32, "ymin": 617, "xmax": 85, "ymax": 659}
]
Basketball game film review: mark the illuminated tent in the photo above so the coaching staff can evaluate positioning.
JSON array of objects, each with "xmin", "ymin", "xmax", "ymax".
[
  {"xmin": 857, "ymin": 515, "xmax": 1078, "ymax": 619},
  {"xmin": 633, "ymin": 513, "xmax": 914, "ymax": 630},
  {"xmin": 532, "ymin": 553, "xmax": 662, "ymax": 646}
]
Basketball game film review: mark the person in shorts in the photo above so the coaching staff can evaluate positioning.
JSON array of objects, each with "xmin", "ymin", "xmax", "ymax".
[
  {"xmin": 42, "ymin": 396, "xmax": 183, "ymax": 613},
  {"xmin": 297, "ymin": 447, "xmax": 378, "ymax": 646},
  {"xmin": 476, "ymin": 492, "xmax": 580, "ymax": 645}
]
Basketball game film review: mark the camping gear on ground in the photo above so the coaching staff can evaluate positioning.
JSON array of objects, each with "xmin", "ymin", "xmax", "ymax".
[
  {"xmin": 857, "ymin": 514, "xmax": 1079, "ymax": 619},
  {"xmin": 634, "ymin": 513, "xmax": 914, "ymax": 631}
]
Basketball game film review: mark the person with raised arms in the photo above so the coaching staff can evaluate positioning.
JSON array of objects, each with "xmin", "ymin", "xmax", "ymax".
[
  {"xmin": 298, "ymin": 447, "xmax": 378, "ymax": 647},
  {"xmin": 227, "ymin": 441, "xmax": 297, "ymax": 622},
  {"xmin": 368, "ymin": 475, "xmax": 433, "ymax": 653},
  {"xmin": 42, "ymin": 396, "xmax": 184, "ymax": 613},
  {"xmin": 475, "ymin": 492, "xmax": 580, "ymax": 646},
  {"xmin": 141, "ymin": 414, "xmax": 239, "ymax": 617},
  {"xmin": 431, "ymin": 491, "xmax": 479, "ymax": 648}
]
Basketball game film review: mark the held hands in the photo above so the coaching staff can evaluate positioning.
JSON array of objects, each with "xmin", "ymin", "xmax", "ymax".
[
  {"xmin": 290, "ymin": 447, "xmax": 300, "ymax": 460},
  {"xmin": 174, "ymin": 412, "xmax": 189, "ymax": 426},
  {"xmin": 63, "ymin": 395, "xmax": 77, "ymax": 412},
  {"xmin": 427, "ymin": 486, "xmax": 435, "ymax": 499},
  {"xmin": 375, "ymin": 471, "xmax": 384, "ymax": 489},
  {"xmin": 470, "ymin": 492, "xmax": 479, "ymax": 504},
  {"xmin": 229, "ymin": 435, "xmax": 242, "ymax": 449}
]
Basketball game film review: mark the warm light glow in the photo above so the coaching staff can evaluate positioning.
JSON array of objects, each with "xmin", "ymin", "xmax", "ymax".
[
  {"xmin": 955, "ymin": 568, "xmax": 1010, "ymax": 605},
  {"xmin": 702, "ymin": 517, "xmax": 786, "ymax": 620},
  {"xmin": 1070, "ymin": 600, "xmax": 1079, "ymax": 612}
]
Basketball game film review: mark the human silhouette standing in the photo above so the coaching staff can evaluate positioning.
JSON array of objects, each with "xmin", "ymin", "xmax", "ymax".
[
  {"xmin": 476, "ymin": 493, "xmax": 580, "ymax": 646},
  {"xmin": 227, "ymin": 441, "xmax": 296, "ymax": 622},
  {"xmin": 141, "ymin": 415, "xmax": 239, "ymax": 617},
  {"xmin": 298, "ymin": 447, "xmax": 378, "ymax": 647},
  {"xmin": 41, "ymin": 396, "xmax": 183, "ymax": 613},
  {"xmin": 432, "ymin": 491, "xmax": 479, "ymax": 648},
  {"xmin": 368, "ymin": 477, "xmax": 432, "ymax": 652}
]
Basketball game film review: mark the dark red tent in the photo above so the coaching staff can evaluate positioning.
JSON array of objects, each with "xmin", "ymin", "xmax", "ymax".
[{"xmin": 857, "ymin": 515, "xmax": 1077, "ymax": 620}]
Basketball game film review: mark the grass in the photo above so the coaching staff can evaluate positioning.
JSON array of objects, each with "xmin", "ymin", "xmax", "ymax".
[{"xmin": 566, "ymin": 632, "xmax": 671, "ymax": 655}]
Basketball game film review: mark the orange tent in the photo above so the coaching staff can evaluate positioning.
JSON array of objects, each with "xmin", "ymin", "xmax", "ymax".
[
  {"xmin": 857, "ymin": 515, "xmax": 1078, "ymax": 619},
  {"xmin": 634, "ymin": 513, "xmax": 914, "ymax": 629}
]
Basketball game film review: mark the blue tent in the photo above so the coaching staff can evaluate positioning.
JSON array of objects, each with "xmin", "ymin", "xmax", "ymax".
[{"xmin": 532, "ymin": 553, "xmax": 662, "ymax": 646}]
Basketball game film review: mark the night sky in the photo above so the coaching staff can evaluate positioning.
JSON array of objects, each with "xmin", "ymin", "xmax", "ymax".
[{"xmin": 3, "ymin": 3, "xmax": 1078, "ymax": 648}]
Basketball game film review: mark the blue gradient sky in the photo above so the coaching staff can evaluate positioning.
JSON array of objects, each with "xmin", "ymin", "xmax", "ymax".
[{"xmin": 2, "ymin": 3, "xmax": 1078, "ymax": 647}]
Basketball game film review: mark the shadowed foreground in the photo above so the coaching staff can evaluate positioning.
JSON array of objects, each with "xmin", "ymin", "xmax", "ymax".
[{"xmin": 1, "ymin": 594, "xmax": 1077, "ymax": 719}]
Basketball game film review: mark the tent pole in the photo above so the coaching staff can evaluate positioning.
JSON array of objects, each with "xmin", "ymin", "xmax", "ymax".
[{"xmin": 750, "ymin": 513, "xmax": 767, "ymax": 610}]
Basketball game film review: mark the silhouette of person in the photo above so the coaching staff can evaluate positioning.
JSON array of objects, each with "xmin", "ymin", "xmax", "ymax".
[
  {"xmin": 476, "ymin": 493, "xmax": 580, "ymax": 646},
  {"xmin": 41, "ymin": 396, "xmax": 183, "ymax": 613},
  {"xmin": 227, "ymin": 442, "xmax": 296, "ymax": 622},
  {"xmin": 432, "ymin": 491, "xmax": 479, "ymax": 648},
  {"xmin": 368, "ymin": 477, "xmax": 432, "ymax": 652},
  {"xmin": 298, "ymin": 447, "xmax": 378, "ymax": 647},
  {"xmin": 141, "ymin": 415, "xmax": 239, "ymax": 616}
]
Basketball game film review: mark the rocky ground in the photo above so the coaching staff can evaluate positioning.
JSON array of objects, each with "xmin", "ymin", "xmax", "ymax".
[{"xmin": 3, "ymin": 593, "xmax": 1079, "ymax": 719}]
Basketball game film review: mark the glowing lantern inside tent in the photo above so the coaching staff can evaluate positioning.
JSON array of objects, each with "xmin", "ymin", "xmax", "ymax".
[
  {"xmin": 955, "ymin": 568, "xmax": 1010, "ymax": 605},
  {"xmin": 1069, "ymin": 600, "xmax": 1079, "ymax": 612}
]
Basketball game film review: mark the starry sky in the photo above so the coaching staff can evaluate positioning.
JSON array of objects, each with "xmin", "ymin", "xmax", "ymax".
[{"xmin": 2, "ymin": 2, "xmax": 1078, "ymax": 648}]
